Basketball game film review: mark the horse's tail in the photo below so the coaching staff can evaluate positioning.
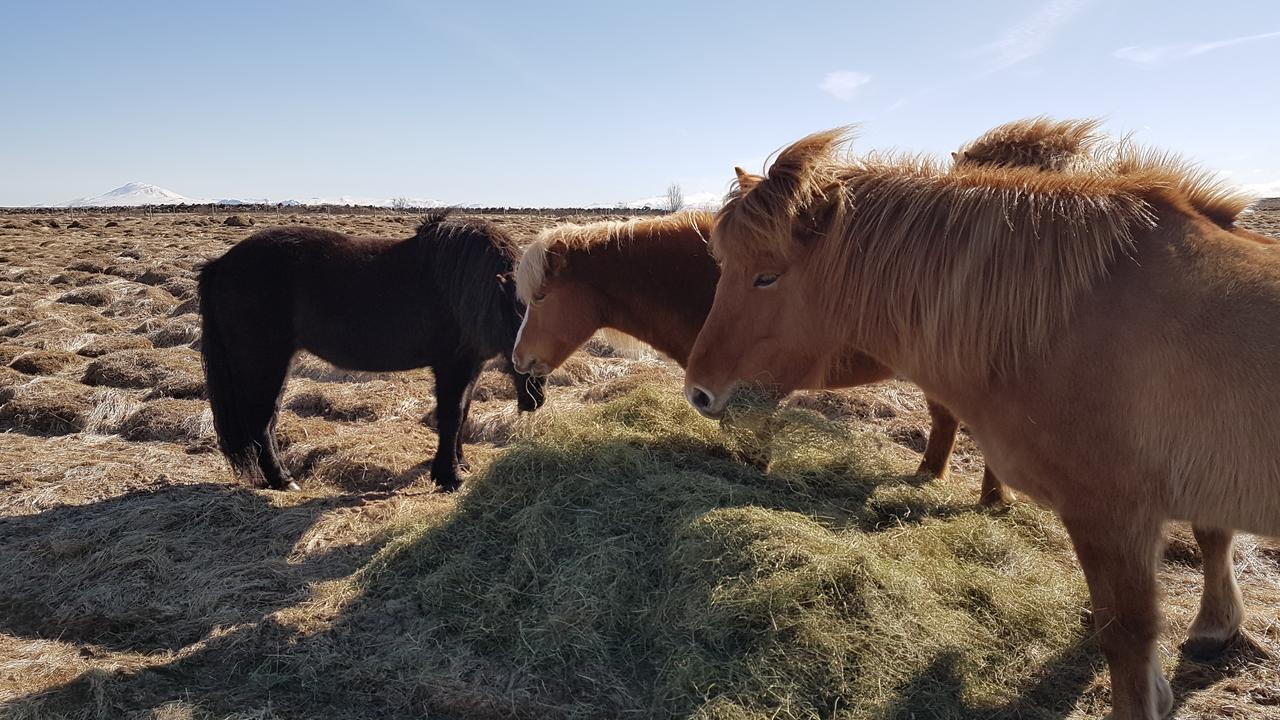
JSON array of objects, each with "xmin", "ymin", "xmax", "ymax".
[{"xmin": 198, "ymin": 261, "xmax": 256, "ymax": 476}]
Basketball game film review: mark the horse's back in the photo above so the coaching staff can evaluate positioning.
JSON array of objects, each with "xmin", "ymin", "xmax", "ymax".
[
  {"xmin": 207, "ymin": 226, "xmax": 451, "ymax": 371},
  {"xmin": 1001, "ymin": 212, "xmax": 1280, "ymax": 534}
]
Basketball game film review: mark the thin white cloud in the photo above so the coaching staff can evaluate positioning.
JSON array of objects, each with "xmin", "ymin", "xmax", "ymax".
[
  {"xmin": 1115, "ymin": 30, "xmax": 1280, "ymax": 66},
  {"xmin": 1244, "ymin": 179, "xmax": 1280, "ymax": 199},
  {"xmin": 819, "ymin": 70, "xmax": 871, "ymax": 101},
  {"xmin": 972, "ymin": 0, "xmax": 1090, "ymax": 72}
]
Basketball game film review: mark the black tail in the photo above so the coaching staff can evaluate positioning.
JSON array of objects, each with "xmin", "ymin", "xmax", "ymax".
[{"xmin": 198, "ymin": 261, "xmax": 256, "ymax": 477}]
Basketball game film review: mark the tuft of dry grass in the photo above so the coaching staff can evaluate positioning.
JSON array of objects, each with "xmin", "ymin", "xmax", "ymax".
[
  {"xmin": 119, "ymin": 398, "xmax": 215, "ymax": 445},
  {"xmin": 82, "ymin": 348, "xmax": 205, "ymax": 399},
  {"xmin": 75, "ymin": 333, "xmax": 153, "ymax": 358},
  {"xmin": 133, "ymin": 314, "xmax": 201, "ymax": 349},
  {"xmin": 0, "ymin": 378, "xmax": 95, "ymax": 436},
  {"xmin": 56, "ymin": 286, "xmax": 114, "ymax": 307},
  {"xmin": 8, "ymin": 350, "xmax": 81, "ymax": 376}
]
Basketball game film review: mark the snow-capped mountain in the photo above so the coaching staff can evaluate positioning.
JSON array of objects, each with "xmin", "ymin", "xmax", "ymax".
[
  {"xmin": 62, "ymin": 182, "xmax": 198, "ymax": 207},
  {"xmin": 46, "ymin": 184, "xmax": 450, "ymax": 208},
  {"xmin": 590, "ymin": 191, "xmax": 723, "ymax": 211},
  {"xmin": 45, "ymin": 183, "xmax": 734, "ymax": 210},
  {"xmin": 284, "ymin": 195, "xmax": 449, "ymax": 208}
]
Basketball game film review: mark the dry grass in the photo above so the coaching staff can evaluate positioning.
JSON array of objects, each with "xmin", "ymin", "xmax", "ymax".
[
  {"xmin": 1, "ymin": 210, "xmax": 1277, "ymax": 720},
  {"xmin": 8, "ymin": 350, "xmax": 82, "ymax": 376},
  {"xmin": 82, "ymin": 348, "xmax": 205, "ymax": 399}
]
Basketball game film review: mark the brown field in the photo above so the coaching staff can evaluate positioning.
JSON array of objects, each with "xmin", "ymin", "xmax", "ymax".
[{"xmin": 1, "ymin": 209, "xmax": 1278, "ymax": 719}]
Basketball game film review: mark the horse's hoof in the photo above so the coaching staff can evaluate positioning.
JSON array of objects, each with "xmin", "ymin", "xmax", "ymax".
[
  {"xmin": 913, "ymin": 462, "xmax": 945, "ymax": 481},
  {"xmin": 433, "ymin": 475, "xmax": 462, "ymax": 493},
  {"xmin": 1182, "ymin": 633, "xmax": 1236, "ymax": 661},
  {"xmin": 1182, "ymin": 629, "xmax": 1275, "ymax": 663},
  {"xmin": 285, "ymin": 480, "xmax": 302, "ymax": 492},
  {"xmin": 979, "ymin": 493, "xmax": 1011, "ymax": 510}
]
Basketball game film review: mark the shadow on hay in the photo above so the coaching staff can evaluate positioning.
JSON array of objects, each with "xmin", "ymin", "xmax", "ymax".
[
  {"xmin": 0, "ymin": 483, "xmax": 378, "ymax": 654},
  {"xmin": 0, "ymin": 429, "xmax": 1254, "ymax": 719}
]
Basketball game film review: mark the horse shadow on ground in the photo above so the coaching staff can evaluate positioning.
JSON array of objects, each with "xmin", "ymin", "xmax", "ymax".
[
  {"xmin": 0, "ymin": 482, "xmax": 379, "ymax": 654},
  {"xmin": 0, "ymin": 439, "xmax": 1261, "ymax": 719}
]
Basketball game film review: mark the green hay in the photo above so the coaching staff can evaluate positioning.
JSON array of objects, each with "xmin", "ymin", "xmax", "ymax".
[{"xmin": 281, "ymin": 384, "xmax": 1089, "ymax": 719}]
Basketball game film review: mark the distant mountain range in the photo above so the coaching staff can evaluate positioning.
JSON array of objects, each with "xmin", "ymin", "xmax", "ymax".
[
  {"xmin": 37, "ymin": 180, "xmax": 1275, "ymax": 211},
  {"xmin": 42, "ymin": 183, "xmax": 450, "ymax": 209},
  {"xmin": 32, "ymin": 183, "xmax": 726, "ymax": 210},
  {"xmin": 62, "ymin": 182, "xmax": 198, "ymax": 207}
]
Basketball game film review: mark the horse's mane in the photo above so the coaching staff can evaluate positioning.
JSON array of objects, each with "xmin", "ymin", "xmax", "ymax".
[
  {"xmin": 717, "ymin": 127, "xmax": 1236, "ymax": 378},
  {"xmin": 514, "ymin": 210, "xmax": 712, "ymax": 305},
  {"xmin": 954, "ymin": 117, "xmax": 1104, "ymax": 172},
  {"xmin": 414, "ymin": 212, "xmax": 524, "ymax": 355},
  {"xmin": 1103, "ymin": 143, "xmax": 1253, "ymax": 228},
  {"xmin": 957, "ymin": 118, "xmax": 1252, "ymax": 228}
]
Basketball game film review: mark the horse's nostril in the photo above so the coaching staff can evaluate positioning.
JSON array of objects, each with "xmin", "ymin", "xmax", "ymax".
[{"xmin": 688, "ymin": 386, "xmax": 715, "ymax": 412}]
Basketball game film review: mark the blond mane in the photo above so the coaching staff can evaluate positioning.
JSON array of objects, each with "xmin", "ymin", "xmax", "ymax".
[
  {"xmin": 715, "ymin": 128, "xmax": 1229, "ymax": 378},
  {"xmin": 514, "ymin": 211, "xmax": 712, "ymax": 305}
]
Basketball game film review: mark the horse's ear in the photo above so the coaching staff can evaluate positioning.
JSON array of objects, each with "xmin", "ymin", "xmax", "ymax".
[
  {"xmin": 769, "ymin": 127, "xmax": 852, "ymax": 181},
  {"xmin": 951, "ymin": 151, "xmax": 963, "ymax": 164},
  {"xmin": 734, "ymin": 166, "xmax": 762, "ymax": 192}
]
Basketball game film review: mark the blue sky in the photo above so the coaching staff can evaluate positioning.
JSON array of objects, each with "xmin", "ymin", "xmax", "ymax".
[{"xmin": 2, "ymin": 0, "xmax": 1278, "ymax": 206}]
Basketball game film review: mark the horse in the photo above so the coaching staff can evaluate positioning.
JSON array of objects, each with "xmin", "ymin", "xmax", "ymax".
[
  {"xmin": 682, "ymin": 127, "xmax": 1277, "ymax": 720},
  {"xmin": 953, "ymin": 116, "xmax": 1278, "ymax": 660},
  {"xmin": 510, "ymin": 211, "xmax": 1000, "ymax": 502},
  {"xmin": 198, "ymin": 211, "xmax": 546, "ymax": 492}
]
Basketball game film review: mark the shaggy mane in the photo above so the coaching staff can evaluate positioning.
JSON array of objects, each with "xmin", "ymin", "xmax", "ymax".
[
  {"xmin": 954, "ymin": 117, "xmax": 1104, "ymax": 172},
  {"xmin": 956, "ymin": 118, "xmax": 1253, "ymax": 228},
  {"xmin": 514, "ymin": 211, "xmax": 711, "ymax": 305},
  {"xmin": 714, "ymin": 127, "xmax": 1242, "ymax": 378},
  {"xmin": 1104, "ymin": 142, "xmax": 1253, "ymax": 228}
]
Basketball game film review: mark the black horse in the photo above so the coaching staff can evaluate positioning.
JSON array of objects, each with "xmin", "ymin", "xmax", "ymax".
[{"xmin": 198, "ymin": 211, "xmax": 546, "ymax": 492}]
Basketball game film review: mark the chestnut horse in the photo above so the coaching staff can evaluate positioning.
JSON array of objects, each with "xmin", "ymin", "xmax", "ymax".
[
  {"xmin": 511, "ymin": 212, "xmax": 998, "ymax": 500},
  {"xmin": 683, "ymin": 127, "xmax": 1277, "ymax": 720},
  {"xmin": 954, "ymin": 117, "xmax": 1277, "ymax": 659},
  {"xmin": 199, "ymin": 212, "xmax": 546, "ymax": 492}
]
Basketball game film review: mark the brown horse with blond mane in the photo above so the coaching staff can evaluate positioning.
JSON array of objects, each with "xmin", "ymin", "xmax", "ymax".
[
  {"xmin": 683, "ymin": 126, "xmax": 1278, "ymax": 720},
  {"xmin": 511, "ymin": 211, "xmax": 1002, "ymax": 501}
]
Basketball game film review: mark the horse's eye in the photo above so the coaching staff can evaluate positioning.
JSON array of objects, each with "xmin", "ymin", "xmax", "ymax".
[
  {"xmin": 753, "ymin": 273, "xmax": 780, "ymax": 288},
  {"xmin": 533, "ymin": 292, "xmax": 546, "ymax": 303}
]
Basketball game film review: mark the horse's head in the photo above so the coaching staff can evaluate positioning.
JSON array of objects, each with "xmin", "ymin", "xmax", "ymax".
[
  {"xmin": 510, "ymin": 241, "xmax": 602, "ymax": 378},
  {"xmin": 494, "ymin": 271, "xmax": 549, "ymax": 411},
  {"xmin": 685, "ymin": 130, "xmax": 850, "ymax": 418}
]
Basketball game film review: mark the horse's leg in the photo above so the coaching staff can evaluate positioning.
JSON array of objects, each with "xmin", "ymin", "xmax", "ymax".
[
  {"xmin": 1063, "ymin": 513, "xmax": 1171, "ymax": 720},
  {"xmin": 978, "ymin": 467, "xmax": 1011, "ymax": 507},
  {"xmin": 236, "ymin": 347, "xmax": 296, "ymax": 491},
  {"xmin": 917, "ymin": 399, "xmax": 958, "ymax": 480},
  {"xmin": 454, "ymin": 390, "xmax": 473, "ymax": 473},
  {"xmin": 1184, "ymin": 525, "xmax": 1244, "ymax": 659},
  {"xmin": 431, "ymin": 358, "xmax": 482, "ymax": 491}
]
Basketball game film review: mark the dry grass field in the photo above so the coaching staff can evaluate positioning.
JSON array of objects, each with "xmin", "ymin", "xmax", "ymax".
[{"xmin": 1, "ymin": 209, "xmax": 1278, "ymax": 719}]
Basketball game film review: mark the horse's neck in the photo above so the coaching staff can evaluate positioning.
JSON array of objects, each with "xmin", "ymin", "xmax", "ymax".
[{"xmin": 583, "ymin": 234, "xmax": 717, "ymax": 365}]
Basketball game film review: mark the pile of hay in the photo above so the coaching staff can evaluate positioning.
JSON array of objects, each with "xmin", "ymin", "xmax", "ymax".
[{"xmin": 260, "ymin": 385, "xmax": 1089, "ymax": 719}]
